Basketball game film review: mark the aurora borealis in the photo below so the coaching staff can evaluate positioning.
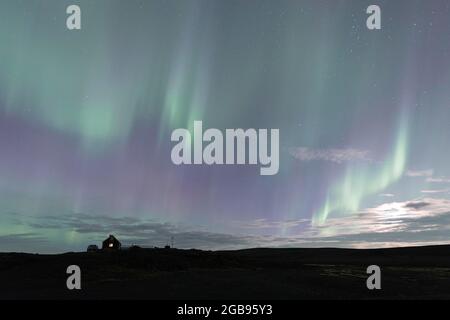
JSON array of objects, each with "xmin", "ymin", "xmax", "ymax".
[{"xmin": 1, "ymin": 0, "xmax": 450, "ymax": 253}]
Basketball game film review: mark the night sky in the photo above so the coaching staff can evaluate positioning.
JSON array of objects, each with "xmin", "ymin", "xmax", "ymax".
[{"xmin": 1, "ymin": 0, "xmax": 450, "ymax": 253}]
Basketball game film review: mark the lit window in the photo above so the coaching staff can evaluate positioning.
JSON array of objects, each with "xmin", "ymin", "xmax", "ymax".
[{"xmin": 109, "ymin": 243, "xmax": 113, "ymax": 248}]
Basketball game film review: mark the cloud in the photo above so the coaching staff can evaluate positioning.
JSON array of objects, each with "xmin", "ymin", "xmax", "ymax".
[
  {"xmin": 405, "ymin": 169, "xmax": 450, "ymax": 186},
  {"xmin": 420, "ymin": 189, "xmax": 449, "ymax": 194},
  {"xmin": 379, "ymin": 193, "xmax": 395, "ymax": 197},
  {"xmin": 309, "ymin": 198, "xmax": 450, "ymax": 241},
  {"xmin": 426, "ymin": 177, "xmax": 450, "ymax": 183},
  {"xmin": 404, "ymin": 201, "xmax": 430, "ymax": 209},
  {"xmin": 288, "ymin": 147, "xmax": 371, "ymax": 164},
  {"xmin": 405, "ymin": 169, "xmax": 434, "ymax": 177},
  {"xmin": 237, "ymin": 198, "xmax": 450, "ymax": 247},
  {"xmin": 22, "ymin": 213, "xmax": 257, "ymax": 250},
  {"xmin": 0, "ymin": 233, "xmax": 53, "ymax": 253},
  {"xmin": 0, "ymin": 233, "xmax": 47, "ymax": 244},
  {"xmin": 4, "ymin": 197, "xmax": 450, "ymax": 252},
  {"xmin": 238, "ymin": 218, "xmax": 309, "ymax": 229}
]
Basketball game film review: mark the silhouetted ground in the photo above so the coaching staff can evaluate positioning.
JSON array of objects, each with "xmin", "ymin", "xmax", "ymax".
[{"xmin": 1, "ymin": 245, "xmax": 450, "ymax": 299}]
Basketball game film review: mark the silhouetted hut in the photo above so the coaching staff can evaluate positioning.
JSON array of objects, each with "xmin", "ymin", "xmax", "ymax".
[{"xmin": 102, "ymin": 235, "xmax": 121, "ymax": 250}]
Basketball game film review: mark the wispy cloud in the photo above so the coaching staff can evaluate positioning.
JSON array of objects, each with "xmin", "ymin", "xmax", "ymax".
[
  {"xmin": 4, "ymin": 197, "xmax": 450, "ymax": 252},
  {"xmin": 237, "ymin": 198, "xmax": 450, "ymax": 248},
  {"xmin": 288, "ymin": 147, "xmax": 371, "ymax": 164},
  {"xmin": 238, "ymin": 218, "xmax": 309, "ymax": 229},
  {"xmin": 19, "ymin": 213, "xmax": 257, "ymax": 250},
  {"xmin": 404, "ymin": 201, "xmax": 431, "ymax": 209},
  {"xmin": 406, "ymin": 169, "xmax": 434, "ymax": 177},
  {"xmin": 0, "ymin": 233, "xmax": 53, "ymax": 253},
  {"xmin": 312, "ymin": 198, "xmax": 450, "ymax": 237},
  {"xmin": 421, "ymin": 189, "xmax": 449, "ymax": 194},
  {"xmin": 379, "ymin": 193, "xmax": 395, "ymax": 197},
  {"xmin": 426, "ymin": 177, "xmax": 450, "ymax": 183},
  {"xmin": 406, "ymin": 169, "xmax": 450, "ymax": 185}
]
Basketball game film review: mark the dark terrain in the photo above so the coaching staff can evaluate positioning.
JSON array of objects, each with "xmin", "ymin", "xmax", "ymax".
[{"xmin": 1, "ymin": 245, "xmax": 450, "ymax": 299}]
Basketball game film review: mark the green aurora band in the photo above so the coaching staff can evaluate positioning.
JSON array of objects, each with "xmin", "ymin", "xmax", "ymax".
[{"xmin": 312, "ymin": 114, "xmax": 409, "ymax": 226}]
